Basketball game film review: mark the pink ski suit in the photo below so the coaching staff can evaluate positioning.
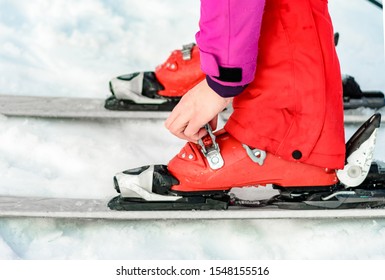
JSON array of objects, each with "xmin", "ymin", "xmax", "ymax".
[{"xmin": 196, "ymin": 0, "xmax": 345, "ymax": 169}]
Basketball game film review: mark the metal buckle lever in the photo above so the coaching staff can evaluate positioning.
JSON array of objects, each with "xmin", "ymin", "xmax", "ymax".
[
  {"xmin": 243, "ymin": 145, "xmax": 266, "ymax": 166},
  {"xmin": 181, "ymin": 43, "xmax": 195, "ymax": 60},
  {"xmin": 198, "ymin": 124, "xmax": 224, "ymax": 170}
]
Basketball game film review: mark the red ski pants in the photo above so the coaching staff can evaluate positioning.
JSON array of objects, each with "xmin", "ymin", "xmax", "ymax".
[{"xmin": 225, "ymin": 0, "xmax": 346, "ymax": 169}]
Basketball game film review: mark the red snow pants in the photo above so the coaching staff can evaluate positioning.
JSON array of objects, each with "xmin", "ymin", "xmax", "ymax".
[{"xmin": 225, "ymin": 0, "xmax": 346, "ymax": 169}]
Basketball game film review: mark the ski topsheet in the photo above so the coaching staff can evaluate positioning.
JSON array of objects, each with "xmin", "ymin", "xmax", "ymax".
[
  {"xmin": 1, "ymin": 195, "xmax": 385, "ymax": 220},
  {"xmin": 0, "ymin": 95, "xmax": 172, "ymax": 120},
  {"xmin": 0, "ymin": 94, "xmax": 384, "ymax": 124}
]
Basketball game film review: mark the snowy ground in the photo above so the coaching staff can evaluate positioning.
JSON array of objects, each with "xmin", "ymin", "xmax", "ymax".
[{"xmin": 0, "ymin": 0, "xmax": 385, "ymax": 260}]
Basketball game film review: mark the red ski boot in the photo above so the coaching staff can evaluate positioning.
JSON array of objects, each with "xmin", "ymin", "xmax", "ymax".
[
  {"xmin": 155, "ymin": 43, "xmax": 204, "ymax": 97},
  {"xmin": 167, "ymin": 125, "xmax": 338, "ymax": 193},
  {"xmin": 110, "ymin": 125, "xmax": 338, "ymax": 210},
  {"xmin": 105, "ymin": 43, "xmax": 204, "ymax": 111}
]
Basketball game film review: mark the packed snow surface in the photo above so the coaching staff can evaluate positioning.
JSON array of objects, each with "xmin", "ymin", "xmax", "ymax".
[{"xmin": 0, "ymin": 0, "xmax": 384, "ymax": 259}]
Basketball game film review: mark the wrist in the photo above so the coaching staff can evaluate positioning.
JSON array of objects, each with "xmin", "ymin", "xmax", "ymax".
[{"xmin": 206, "ymin": 76, "xmax": 247, "ymax": 98}]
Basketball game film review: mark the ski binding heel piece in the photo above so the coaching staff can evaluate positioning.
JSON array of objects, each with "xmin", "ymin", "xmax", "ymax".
[{"xmin": 337, "ymin": 113, "xmax": 381, "ymax": 187}]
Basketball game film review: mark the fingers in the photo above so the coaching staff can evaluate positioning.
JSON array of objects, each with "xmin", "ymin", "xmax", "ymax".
[
  {"xmin": 164, "ymin": 79, "xmax": 231, "ymax": 142},
  {"xmin": 184, "ymin": 121, "xmax": 208, "ymax": 142},
  {"xmin": 165, "ymin": 111, "xmax": 207, "ymax": 143},
  {"xmin": 208, "ymin": 116, "xmax": 218, "ymax": 131},
  {"xmin": 164, "ymin": 92, "xmax": 204, "ymax": 142},
  {"xmin": 164, "ymin": 117, "xmax": 191, "ymax": 142},
  {"xmin": 165, "ymin": 102, "xmax": 189, "ymax": 140},
  {"xmin": 165, "ymin": 103, "xmax": 211, "ymax": 142}
]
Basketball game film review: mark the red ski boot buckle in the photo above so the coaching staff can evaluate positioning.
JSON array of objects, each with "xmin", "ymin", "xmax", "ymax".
[{"xmin": 198, "ymin": 124, "xmax": 224, "ymax": 170}]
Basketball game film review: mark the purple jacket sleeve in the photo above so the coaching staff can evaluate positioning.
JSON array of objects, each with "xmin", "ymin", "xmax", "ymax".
[{"xmin": 195, "ymin": 0, "xmax": 266, "ymax": 97}]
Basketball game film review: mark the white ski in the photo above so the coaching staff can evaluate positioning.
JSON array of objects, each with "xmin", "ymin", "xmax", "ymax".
[
  {"xmin": 0, "ymin": 95, "xmax": 171, "ymax": 120},
  {"xmin": 1, "ymin": 195, "xmax": 385, "ymax": 220},
  {"xmin": 0, "ymin": 94, "xmax": 384, "ymax": 124}
]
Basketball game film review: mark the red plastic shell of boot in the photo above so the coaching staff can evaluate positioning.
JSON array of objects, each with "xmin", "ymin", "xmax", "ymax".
[
  {"xmin": 167, "ymin": 130, "xmax": 338, "ymax": 192},
  {"xmin": 155, "ymin": 46, "xmax": 205, "ymax": 97}
]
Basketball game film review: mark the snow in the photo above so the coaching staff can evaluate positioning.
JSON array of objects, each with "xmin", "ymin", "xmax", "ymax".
[{"xmin": 0, "ymin": 0, "xmax": 384, "ymax": 260}]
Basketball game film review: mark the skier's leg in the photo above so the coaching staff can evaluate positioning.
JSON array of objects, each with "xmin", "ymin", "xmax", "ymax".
[{"xmin": 225, "ymin": 0, "xmax": 346, "ymax": 170}]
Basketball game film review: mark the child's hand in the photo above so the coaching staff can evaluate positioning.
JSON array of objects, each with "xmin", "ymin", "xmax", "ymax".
[{"xmin": 165, "ymin": 79, "xmax": 232, "ymax": 143}]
